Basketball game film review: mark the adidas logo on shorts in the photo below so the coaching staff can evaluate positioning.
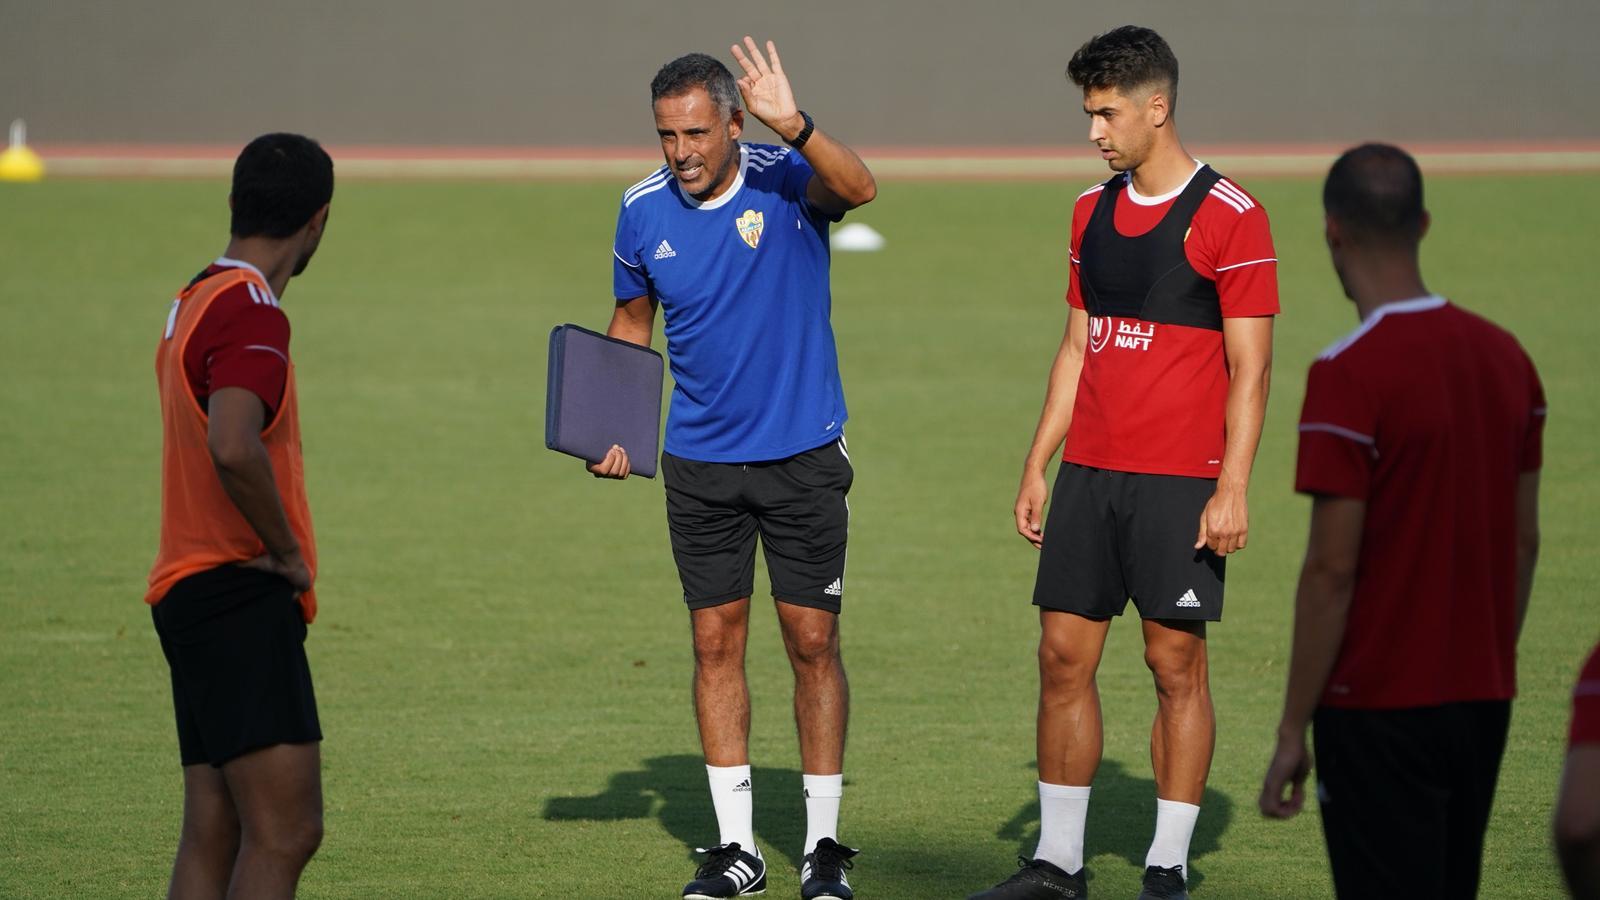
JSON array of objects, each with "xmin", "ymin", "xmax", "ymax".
[
  {"xmin": 824, "ymin": 578, "xmax": 843, "ymax": 597},
  {"xmin": 1176, "ymin": 589, "xmax": 1202, "ymax": 608}
]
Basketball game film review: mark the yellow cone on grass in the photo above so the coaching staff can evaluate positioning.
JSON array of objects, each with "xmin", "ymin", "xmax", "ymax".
[{"xmin": 0, "ymin": 119, "xmax": 45, "ymax": 182}]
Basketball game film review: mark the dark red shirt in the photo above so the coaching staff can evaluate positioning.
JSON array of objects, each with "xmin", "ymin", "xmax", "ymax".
[
  {"xmin": 1574, "ymin": 642, "xmax": 1600, "ymax": 748},
  {"xmin": 1064, "ymin": 166, "xmax": 1279, "ymax": 477},
  {"xmin": 176, "ymin": 259, "xmax": 290, "ymax": 416},
  {"xmin": 1296, "ymin": 297, "xmax": 1545, "ymax": 709}
]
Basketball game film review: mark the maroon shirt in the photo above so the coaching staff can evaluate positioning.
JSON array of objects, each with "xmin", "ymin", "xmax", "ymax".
[
  {"xmin": 176, "ymin": 259, "xmax": 290, "ymax": 416},
  {"xmin": 1296, "ymin": 296, "xmax": 1545, "ymax": 709}
]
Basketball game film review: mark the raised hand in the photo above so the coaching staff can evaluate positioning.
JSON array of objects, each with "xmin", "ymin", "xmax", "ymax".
[{"xmin": 730, "ymin": 36, "xmax": 804, "ymax": 141}]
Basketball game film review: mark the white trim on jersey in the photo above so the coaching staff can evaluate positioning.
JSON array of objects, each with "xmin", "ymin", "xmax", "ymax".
[
  {"xmin": 1299, "ymin": 422, "xmax": 1376, "ymax": 446},
  {"xmin": 613, "ymin": 247, "xmax": 641, "ymax": 268},
  {"xmin": 1212, "ymin": 179, "xmax": 1256, "ymax": 211},
  {"xmin": 622, "ymin": 167, "xmax": 670, "ymax": 206},
  {"xmin": 624, "ymin": 175, "xmax": 671, "ymax": 208},
  {"xmin": 214, "ymin": 256, "xmax": 278, "ymax": 306},
  {"xmin": 1077, "ymin": 183, "xmax": 1106, "ymax": 200},
  {"xmin": 1215, "ymin": 256, "xmax": 1277, "ymax": 272},
  {"xmin": 746, "ymin": 145, "xmax": 788, "ymax": 164},
  {"xmin": 244, "ymin": 282, "xmax": 279, "ymax": 307},
  {"xmin": 244, "ymin": 344, "xmax": 289, "ymax": 365},
  {"xmin": 1125, "ymin": 159, "xmax": 1204, "ymax": 206},
  {"xmin": 1319, "ymin": 294, "xmax": 1448, "ymax": 360},
  {"xmin": 1208, "ymin": 187, "xmax": 1248, "ymax": 214}
]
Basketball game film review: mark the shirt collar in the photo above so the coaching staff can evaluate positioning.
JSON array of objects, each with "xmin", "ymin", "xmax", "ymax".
[{"xmin": 213, "ymin": 256, "xmax": 279, "ymax": 305}]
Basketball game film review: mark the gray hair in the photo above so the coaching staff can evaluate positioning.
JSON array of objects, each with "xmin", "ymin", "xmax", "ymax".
[{"xmin": 651, "ymin": 53, "xmax": 741, "ymax": 119}]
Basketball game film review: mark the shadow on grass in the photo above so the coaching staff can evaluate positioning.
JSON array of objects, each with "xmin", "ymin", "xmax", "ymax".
[
  {"xmin": 543, "ymin": 754, "xmax": 806, "ymax": 870},
  {"xmin": 546, "ymin": 755, "xmax": 1050, "ymax": 896},
  {"xmin": 996, "ymin": 759, "xmax": 1233, "ymax": 891}
]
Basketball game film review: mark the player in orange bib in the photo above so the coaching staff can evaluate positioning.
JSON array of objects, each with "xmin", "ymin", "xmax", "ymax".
[{"xmin": 147, "ymin": 133, "xmax": 333, "ymax": 899}]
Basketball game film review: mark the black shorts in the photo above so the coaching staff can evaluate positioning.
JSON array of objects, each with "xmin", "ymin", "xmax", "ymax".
[
  {"xmin": 1313, "ymin": 700, "xmax": 1511, "ymax": 898},
  {"xmin": 662, "ymin": 438, "xmax": 853, "ymax": 613},
  {"xmin": 151, "ymin": 565, "xmax": 322, "ymax": 768},
  {"xmin": 1032, "ymin": 463, "xmax": 1224, "ymax": 621}
]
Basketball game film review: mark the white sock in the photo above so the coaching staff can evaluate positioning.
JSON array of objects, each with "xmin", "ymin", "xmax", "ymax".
[
  {"xmin": 1144, "ymin": 798, "xmax": 1200, "ymax": 873},
  {"xmin": 802, "ymin": 773, "xmax": 843, "ymax": 856},
  {"xmin": 706, "ymin": 764, "xmax": 757, "ymax": 853},
  {"xmin": 1034, "ymin": 782, "xmax": 1091, "ymax": 874}
]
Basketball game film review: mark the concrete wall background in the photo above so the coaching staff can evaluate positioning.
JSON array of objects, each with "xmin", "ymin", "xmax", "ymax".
[{"xmin": 3, "ymin": 0, "xmax": 1597, "ymax": 149}]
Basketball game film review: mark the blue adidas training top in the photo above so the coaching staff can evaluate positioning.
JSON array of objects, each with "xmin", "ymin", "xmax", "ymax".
[{"xmin": 612, "ymin": 143, "xmax": 847, "ymax": 463}]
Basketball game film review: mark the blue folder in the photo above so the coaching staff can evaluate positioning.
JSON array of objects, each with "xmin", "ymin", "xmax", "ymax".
[{"xmin": 545, "ymin": 324, "xmax": 664, "ymax": 478}]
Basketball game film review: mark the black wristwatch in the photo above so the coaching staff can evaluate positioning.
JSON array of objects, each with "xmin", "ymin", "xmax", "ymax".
[{"xmin": 786, "ymin": 110, "xmax": 814, "ymax": 149}]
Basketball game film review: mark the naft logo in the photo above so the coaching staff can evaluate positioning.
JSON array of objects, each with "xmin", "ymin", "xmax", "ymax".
[{"xmin": 1089, "ymin": 316, "xmax": 1111, "ymax": 353}]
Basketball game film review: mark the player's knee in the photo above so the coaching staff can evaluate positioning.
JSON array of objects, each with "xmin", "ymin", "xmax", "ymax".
[
  {"xmin": 692, "ymin": 627, "xmax": 745, "ymax": 668},
  {"xmin": 1037, "ymin": 639, "xmax": 1095, "ymax": 692},
  {"xmin": 253, "ymin": 814, "xmax": 323, "ymax": 864},
  {"xmin": 1145, "ymin": 647, "xmax": 1207, "ymax": 697},
  {"xmin": 784, "ymin": 625, "xmax": 839, "ymax": 669},
  {"xmin": 181, "ymin": 812, "xmax": 241, "ymax": 858}
]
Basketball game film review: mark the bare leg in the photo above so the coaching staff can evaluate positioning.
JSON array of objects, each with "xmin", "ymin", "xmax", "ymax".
[
  {"xmin": 776, "ymin": 602, "xmax": 848, "ymax": 774},
  {"xmin": 168, "ymin": 764, "xmax": 240, "ymax": 900},
  {"xmin": 221, "ymin": 742, "xmax": 323, "ymax": 900},
  {"xmin": 1037, "ymin": 611, "xmax": 1112, "ymax": 786},
  {"xmin": 692, "ymin": 599, "xmax": 753, "ymax": 767},
  {"xmin": 1142, "ymin": 619, "xmax": 1214, "ymax": 803}
]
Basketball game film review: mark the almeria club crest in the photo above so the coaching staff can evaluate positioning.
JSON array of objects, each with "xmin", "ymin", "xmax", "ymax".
[{"xmin": 736, "ymin": 209, "xmax": 764, "ymax": 249}]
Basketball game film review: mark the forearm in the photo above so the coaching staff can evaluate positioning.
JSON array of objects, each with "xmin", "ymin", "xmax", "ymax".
[
  {"xmin": 1278, "ymin": 566, "xmax": 1353, "ymax": 735},
  {"xmin": 1023, "ymin": 343, "xmax": 1084, "ymax": 475},
  {"xmin": 606, "ymin": 303, "xmax": 654, "ymax": 348},
  {"xmin": 1219, "ymin": 359, "xmax": 1270, "ymax": 489},
  {"xmin": 766, "ymin": 110, "xmax": 875, "ymax": 211},
  {"xmin": 1514, "ymin": 470, "xmax": 1541, "ymax": 639},
  {"xmin": 1515, "ymin": 542, "xmax": 1539, "ymax": 639},
  {"xmin": 796, "ymin": 127, "xmax": 875, "ymax": 209},
  {"xmin": 212, "ymin": 444, "xmax": 300, "ymax": 560}
]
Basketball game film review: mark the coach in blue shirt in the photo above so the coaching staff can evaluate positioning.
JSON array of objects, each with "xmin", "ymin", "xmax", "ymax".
[{"xmin": 588, "ymin": 37, "xmax": 875, "ymax": 900}]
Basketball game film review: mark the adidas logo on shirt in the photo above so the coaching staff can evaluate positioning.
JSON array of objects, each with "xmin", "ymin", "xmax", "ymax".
[
  {"xmin": 732, "ymin": 778, "xmax": 752, "ymax": 792},
  {"xmin": 1176, "ymin": 589, "xmax": 1202, "ymax": 608},
  {"xmin": 824, "ymin": 578, "xmax": 843, "ymax": 597},
  {"xmin": 653, "ymin": 239, "xmax": 677, "ymax": 260}
]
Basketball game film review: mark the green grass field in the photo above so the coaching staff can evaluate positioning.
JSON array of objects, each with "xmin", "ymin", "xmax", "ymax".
[{"xmin": 2, "ymin": 171, "xmax": 1596, "ymax": 899}]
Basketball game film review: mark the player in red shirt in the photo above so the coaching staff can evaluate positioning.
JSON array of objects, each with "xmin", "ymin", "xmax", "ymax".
[
  {"xmin": 149, "ymin": 134, "xmax": 333, "ymax": 900},
  {"xmin": 1558, "ymin": 642, "xmax": 1600, "ymax": 898},
  {"xmin": 1259, "ymin": 144, "xmax": 1545, "ymax": 898},
  {"xmin": 973, "ymin": 27, "xmax": 1276, "ymax": 900}
]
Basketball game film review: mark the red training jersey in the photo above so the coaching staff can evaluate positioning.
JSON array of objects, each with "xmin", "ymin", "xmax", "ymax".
[
  {"xmin": 1295, "ymin": 297, "xmax": 1545, "ymax": 709},
  {"xmin": 1573, "ymin": 642, "xmax": 1600, "ymax": 747},
  {"xmin": 182, "ymin": 259, "xmax": 291, "ymax": 416},
  {"xmin": 1064, "ymin": 164, "xmax": 1279, "ymax": 478}
]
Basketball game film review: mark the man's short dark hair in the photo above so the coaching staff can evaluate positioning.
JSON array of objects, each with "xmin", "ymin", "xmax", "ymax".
[
  {"xmin": 651, "ymin": 53, "xmax": 741, "ymax": 119},
  {"xmin": 1067, "ymin": 26, "xmax": 1179, "ymax": 109},
  {"xmin": 1323, "ymin": 143, "xmax": 1426, "ymax": 244},
  {"xmin": 230, "ymin": 133, "xmax": 334, "ymax": 239}
]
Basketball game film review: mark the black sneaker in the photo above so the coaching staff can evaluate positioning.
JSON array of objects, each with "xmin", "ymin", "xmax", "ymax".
[
  {"xmin": 801, "ymin": 837, "xmax": 859, "ymax": 899},
  {"xmin": 1136, "ymin": 865, "xmax": 1188, "ymax": 900},
  {"xmin": 967, "ymin": 857, "xmax": 1087, "ymax": 899},
  {"xmin": 683, "ymin": 843, "xmax": 766, "ymax": 899}
]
